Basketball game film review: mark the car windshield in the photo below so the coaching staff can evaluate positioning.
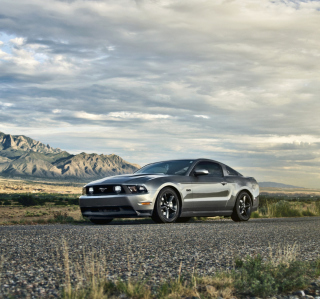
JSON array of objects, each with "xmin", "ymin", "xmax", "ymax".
[{"xmin": 136, "ymin": 160, "xmax": 194, "ymax": 176}]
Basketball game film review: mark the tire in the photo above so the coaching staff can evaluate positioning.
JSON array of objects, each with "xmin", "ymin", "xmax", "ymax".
[
  {"xmin": 152, "ymin": 187, "xmax": 180, "ymax": 223},
  {"xmin": 176, "ymin": 217, "xmax": 192, "ymax": 223},
  {"xmin": 90, "ymin": 218, "xmax": 113, "ymax": 225},
  {"xmin": 231, "ymin": 191, "xmax": 252, "ymax": 222}
]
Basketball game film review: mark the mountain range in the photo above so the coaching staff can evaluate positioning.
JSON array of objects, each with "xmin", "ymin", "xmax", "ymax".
[
  {"xmin": 0, "ymin": 132, "xmax": 140, "ymax": 181},
  {"xmin": 258, "ymin": 182, "xmax": 303, "ymax": 189},
  {"xmin": 0, "ymin": 131, "xmax": 304, "ymax": 187}
]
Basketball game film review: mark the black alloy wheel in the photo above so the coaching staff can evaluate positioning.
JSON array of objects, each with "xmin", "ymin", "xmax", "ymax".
[
  {"xmin": 152, "ymin": 187, "xmax": 180, "ymax": 223},
  {"xmin": 90, "ymin": 218, "xmax": 113, "ymax": 225},
  {"xmin": 231, "ymin": 191, "xmax": 252, "ymax": 222}
]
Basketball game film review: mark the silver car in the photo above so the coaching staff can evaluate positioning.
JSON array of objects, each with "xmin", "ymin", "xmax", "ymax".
[{"xmin": 79, "ymin": 159, "xmax": 259, "ymax": 224}]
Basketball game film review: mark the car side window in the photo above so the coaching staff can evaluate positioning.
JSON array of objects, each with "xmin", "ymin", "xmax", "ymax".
[
  {"xmin": 193, "ymin": 162, "xmax": 223, "ymax": 177},
  {"xmin": 226, "ymin": 166, "xmax": 238, "ymax": 176}
]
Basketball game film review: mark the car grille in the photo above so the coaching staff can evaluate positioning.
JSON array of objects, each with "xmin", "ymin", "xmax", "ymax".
[{"xmin": 85, "ymin": 185, "xmax": 126, "ymax": 196}]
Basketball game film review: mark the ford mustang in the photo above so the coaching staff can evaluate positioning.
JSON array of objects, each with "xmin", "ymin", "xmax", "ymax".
[{"xmin": 79, "ymin": 158, "xmax": 259, "ymax": 224}]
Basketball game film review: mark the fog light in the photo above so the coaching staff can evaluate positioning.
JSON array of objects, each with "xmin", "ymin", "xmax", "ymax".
[
  {"xmin": 89, "ymin": 187, "xmax": 94, "ymax": 194},
  {"xmin": 114, "ymin": 186, "xmax": 121, "ymax": 193}
]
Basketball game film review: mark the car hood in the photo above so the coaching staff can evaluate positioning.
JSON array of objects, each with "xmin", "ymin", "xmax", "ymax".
[{"xmin": 86, "ymin": 173, "xmax": 170, "ymax": 186}]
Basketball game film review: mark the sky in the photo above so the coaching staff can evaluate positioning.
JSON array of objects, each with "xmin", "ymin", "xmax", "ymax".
[{"xmin": 0, "ymin": 0, "xmax": 320, "ymax": 188}]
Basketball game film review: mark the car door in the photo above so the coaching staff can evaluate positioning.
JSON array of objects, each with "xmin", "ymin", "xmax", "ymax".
[{"xmin": 189, "ymin": 161, "xmax": 231, "ymax": 212}]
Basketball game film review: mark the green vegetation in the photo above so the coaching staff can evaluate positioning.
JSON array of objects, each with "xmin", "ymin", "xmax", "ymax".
[
  {"xmin": 61, "ymin": 247, "xmax": 320, "ymax": 299},
  {"xmin": 24, "ymin": 210, "xmax": 49, "ymax": 217},
  {"xmin": 234, "ymin": 256, "xmax": 311, "ymax": 297},
  {"xmin": 0, "ymin": 192, "xmax": 84, "ymax": 225},
  {"xmin": 0, "ymin": 192, "xmax": 80, "ymax": 206},
  {"xmin": 251, "ymin": 195, "xmax": 320, "ymax": 218},
  {"xmin": 1, "ymin": 193, "xmax": 320, "ymax": 226}
]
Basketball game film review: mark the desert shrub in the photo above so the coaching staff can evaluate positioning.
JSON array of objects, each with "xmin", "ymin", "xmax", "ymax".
[
  {"xmin": 53, "ymin": 211, "xmax": 74, "ymax": 223},
  {"xmin": 25, "ymin": 210, "xmax": 49, "ymax": 217},
  {"xmin": 259, "ymin": 196, "xmax": 279, "ymax": 208},
  {"xmin": 251, "ymin": 211, "xmax": 260, "ymax": 218},
  {"xmin": 315, "ymin": 201, "xmax": 320, "ymax": 215},
  {"xmin": 55, "ymin": 200, "xmax": 68, "ymax": 206},
  {"xmin": 258, "ymin": 206, "xmax": 268, "ymax": 215},
  {"xmin": 3, "ymin": 199, "xmax": 11, "ymax": 206},
  {"xmin": 268, "ymin": 200, "xmax": 301, "ymax": 217},
  {"xmin": 17, "ymin": 195, "xmax": 39, "ymax": 206},
  {"xmin": 301, "ymin": 210, "xmax": 315, "ymax": 216},
  {"xmin": 234, "ymin": 255, "xmax": 310, "ymax": 297},
  {"xmin": 67, "ymin": 197, "xmax": 79, "ymax": 205}
]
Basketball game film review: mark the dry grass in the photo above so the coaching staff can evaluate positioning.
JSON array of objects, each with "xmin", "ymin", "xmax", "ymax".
[{"xmin": 268, "ymin": 243, "xmax": 299, "ymax": 266}]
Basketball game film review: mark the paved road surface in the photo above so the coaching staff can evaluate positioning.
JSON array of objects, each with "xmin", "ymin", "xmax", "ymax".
[{"xmin": 1, "ymin": 217, "xmax": 320, "ymax": 297}]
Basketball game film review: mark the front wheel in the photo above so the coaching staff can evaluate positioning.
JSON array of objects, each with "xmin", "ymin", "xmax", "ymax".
[
  {"xmin": 90, "ymin": 218, "xmax": 113, "ymax": 225},
  {"xmin": 152, "ymin": 187, "xmax": 180, "ymax": 223},
  {"xmin": 231, "ymin": 192, "xmax": 252, "ymax": 222}
]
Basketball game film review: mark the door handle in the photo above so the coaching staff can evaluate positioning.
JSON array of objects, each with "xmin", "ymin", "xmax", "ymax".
[{"xmin": 221, "ymin": 182, "xmax": 227, "ymax": 185}]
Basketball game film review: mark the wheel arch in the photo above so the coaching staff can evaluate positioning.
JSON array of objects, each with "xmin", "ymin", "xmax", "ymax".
[
  {"xmin": 235, "ymin": 188, "xmax": 254, "ymax": 206},
  {"xmin": 157, "ymin": 185, "xmax": 183, "ymax": 214}
]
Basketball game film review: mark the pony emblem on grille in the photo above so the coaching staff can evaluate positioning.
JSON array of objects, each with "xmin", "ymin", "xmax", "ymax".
[{"xmin": 99, "ymin": 187, "xmax": 107, "ymax": 192}]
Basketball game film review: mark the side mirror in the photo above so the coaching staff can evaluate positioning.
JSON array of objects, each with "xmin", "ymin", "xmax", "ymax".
[{"xmin": 194, "ymin": 169, "xmax": 209, "ymax": 176}]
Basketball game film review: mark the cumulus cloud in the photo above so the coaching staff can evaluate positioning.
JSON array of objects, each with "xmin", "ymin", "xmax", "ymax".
[{"xmin": 0, "ymin": 0, "xmax": 319, "ymax": 187}]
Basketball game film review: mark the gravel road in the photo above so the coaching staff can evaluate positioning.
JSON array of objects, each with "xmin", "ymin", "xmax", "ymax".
[{"xmin": 1, "ymin": 217, "xmax": 320, "ymax": 298}]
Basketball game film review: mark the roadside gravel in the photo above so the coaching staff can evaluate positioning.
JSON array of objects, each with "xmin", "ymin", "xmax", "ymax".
[{"xmin": 1, "ymin": 217, "xmax": 320, "ymax": 298}]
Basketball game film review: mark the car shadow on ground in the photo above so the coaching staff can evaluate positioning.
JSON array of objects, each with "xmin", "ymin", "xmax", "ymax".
[
  {"xmin": 86, "ymin": 218, "xmax": 230, "ymax": 226},
  {"xmin": 84, "ymin": 216, "xmax": 320, "ymax": 226}
]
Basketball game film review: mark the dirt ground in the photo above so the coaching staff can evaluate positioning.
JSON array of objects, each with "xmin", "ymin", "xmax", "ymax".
[{"xmin": 0, "ymin": 177, "xmax": 82, "ymax": 194}]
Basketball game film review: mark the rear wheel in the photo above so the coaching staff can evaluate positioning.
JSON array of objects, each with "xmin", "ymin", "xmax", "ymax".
[
  {"xmin": 152, "ymin": 187, "xmax": 180, "ymax": 223},
  {"xmin": 231, "ymin": 191, "xmax": 252, "ymax": 222},
  {"xmin": 90, "ymin": 218, "xmax": 113, "ymax": 225}
]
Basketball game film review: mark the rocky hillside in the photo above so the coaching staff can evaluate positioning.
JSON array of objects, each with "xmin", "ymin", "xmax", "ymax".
[
  {"xmin": 0, "ymin": 132, "xmax": 140, "ymax": 180},
  {"xmin": 0, "ymin": 132, "xmax": 62, "ymax": 154}
]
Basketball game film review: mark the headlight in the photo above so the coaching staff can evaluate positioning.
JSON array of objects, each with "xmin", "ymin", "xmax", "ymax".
[
  {"xmin": 127, "ymin": 185, "xmax": 148, "ymax": 193},
  {"xmin": 82, "ymin": 187, "xmax": 86, "ymax": 195}
]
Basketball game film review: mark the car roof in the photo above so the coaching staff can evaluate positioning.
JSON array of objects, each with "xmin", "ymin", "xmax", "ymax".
[{"xmin": 141, "ymin": 158, "xmax": 226, "ymax": 167}]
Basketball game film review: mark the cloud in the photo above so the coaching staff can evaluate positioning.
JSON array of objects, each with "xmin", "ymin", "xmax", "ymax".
[
  {"xmin": 0, "ymin": 0, "xmax": 319, "ymax": 187},
  {"xmin": 9, "ymin": 37, "xmax": 25, "ymax": 46},
  {"xmin": 108, "ymin": 112, "xmax": 171, "ymax": 120},
  {"xmin": 52, "ymin": 109, "xmax": 62, "ymax": 114},
  {"xmin": 194, "ymin": 115, "xmax": 210, "ymax": 119},
  {"xmin": 0, "ymin": 101, "xmax": 14, "ymax": 108}
]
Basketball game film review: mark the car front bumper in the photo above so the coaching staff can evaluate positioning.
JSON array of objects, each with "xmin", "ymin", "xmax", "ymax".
[
  {"xmin": 79, "ymin": 192, "xmax": 157, "ymax": 219},
  {"xmin": 251, "ymin": 195, "xmax": 259, "ymax": 212}
]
